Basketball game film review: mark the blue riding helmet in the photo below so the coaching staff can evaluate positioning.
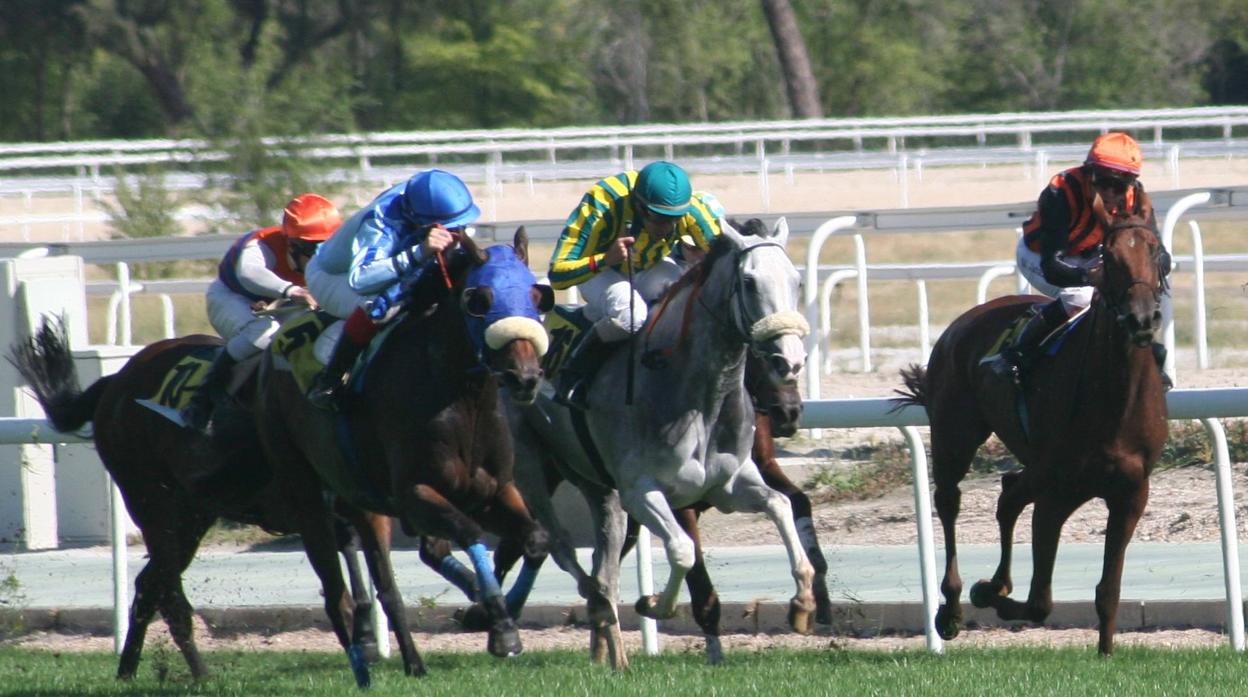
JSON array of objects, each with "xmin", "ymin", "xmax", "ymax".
[
  {"xmin": 636, "ymin": 161, "xmax": 692, "ymax": 217},
  {"xmin": 402, "ymin": 169, "xmax": 481, "ymax": 228}
]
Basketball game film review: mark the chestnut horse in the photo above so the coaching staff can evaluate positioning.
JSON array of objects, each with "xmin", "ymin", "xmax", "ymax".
[
  {"xmin": 893, "ymin": 197, "xmax": 1167, "ymax": 655},
  {"xmin": 7, "ymin": 318, "xmax": 392, "ymax": 681},
  {"xmin": 253, "ymin": 229, "xmax": 553, "ymax": 686}
]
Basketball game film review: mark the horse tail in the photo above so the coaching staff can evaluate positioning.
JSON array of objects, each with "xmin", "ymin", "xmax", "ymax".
[
  {"xmin": 891, "ymin": 363, "xmax": 929, "ymax": 409},
  {"xmin": 7, "ymin": 317, "xmax": 105, "ymax": 433}
]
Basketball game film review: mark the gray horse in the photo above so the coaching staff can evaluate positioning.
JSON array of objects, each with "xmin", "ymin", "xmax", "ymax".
[{"xmin": 506, "ymin": 218, "xmax": 814, "ymax": 667}]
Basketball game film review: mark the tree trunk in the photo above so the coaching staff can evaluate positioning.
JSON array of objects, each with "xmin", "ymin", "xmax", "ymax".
[{"xmin": 760, "ymin": 0, "xmax": 822, "ymax": 119}]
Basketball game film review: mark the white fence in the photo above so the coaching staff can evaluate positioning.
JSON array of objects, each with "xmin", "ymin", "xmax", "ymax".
[
  {"xmin": 4, "ymin": 106, "xmax": 1248, "ymax": 236},
  {"xmin": 2, "ymin": 386, "xmax": 1247, "ymax": 655}
]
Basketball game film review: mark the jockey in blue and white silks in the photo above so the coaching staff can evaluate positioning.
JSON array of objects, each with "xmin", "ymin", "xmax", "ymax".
[{"xmin": 304, "ymin": 168, "xmax": 482, "ymax": 408}]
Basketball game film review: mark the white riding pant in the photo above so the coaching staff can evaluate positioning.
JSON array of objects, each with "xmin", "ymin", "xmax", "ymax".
[
  {"xmin": 1015, "ymin": 237, "xmax": 1095, "ymax": 316},
  {"xmin": 206, "ymin": 279, "xmax": 280, "ymax": 361},
  {"xmin": 579, "ymin": 259, "xmax": 684, "ymax": 341},
  {"xmin": 306, "ymin": 253, "xmax": 369, "ymax": 320}
]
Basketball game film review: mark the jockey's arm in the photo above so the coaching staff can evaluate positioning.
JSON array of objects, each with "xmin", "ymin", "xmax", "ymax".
[
  {"xmin": 234, "ymin": 238, "xmax": 295, "ymax": 299},
  {"xmin": 1034, "ymin": 187, "xmax": 1091, "ymax": 288},
  {"xmin": 347, "ymin": 217, "xmax": 423, "ymax": 295},
  {"xmin": 548, "ymin": 196, "xmax": 614, "ymax": 290}
]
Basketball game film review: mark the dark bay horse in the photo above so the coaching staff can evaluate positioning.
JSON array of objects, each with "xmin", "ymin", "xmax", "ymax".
[
  {"xmin": 254, "ymin": 229, "xmax": 553, "ymax": 685},
  {"xmin": 893, "ymin": 197, "xmax": 1168, "ymax": 655},
  {"xmin": 6, "ymin": 318, "xmax": 392, "ymax": 681}
]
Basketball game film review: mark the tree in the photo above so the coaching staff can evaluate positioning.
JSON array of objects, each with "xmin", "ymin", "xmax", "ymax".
[
  {"xmin": 760, "ymin": 0, "xmax": 821, "ymax": 118},
  {"xmin": 0, "ymin": 1, "xmax": 89, "ymax": 141}
]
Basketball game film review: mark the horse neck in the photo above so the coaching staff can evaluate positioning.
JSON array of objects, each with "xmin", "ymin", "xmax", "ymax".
[
  {"xmin": 648, "ymin": 267, "xmax": 748, "ymax": 409},
  {"xmin": 391, "ymin": 301, "xmax": 481, "ymax": 383},
  {"xmin": 1081, "ymin": 299, "xmax": 1160, "ymax": 430}
]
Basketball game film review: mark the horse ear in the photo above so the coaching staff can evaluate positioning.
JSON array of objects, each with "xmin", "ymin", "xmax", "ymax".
[
  {"xmin": 717, "ymin": 218, "xmax": 746, "ymax": 247},
  {"xmin": 513, "ymin": 226, "xmax": 529, "ymax": 265},
  {"xmin": 1090, "ymin": 192, "xmax": 1111, "ymax": 227},
  {"xmin": 771, "ymin": 217, "xmax": 790, "ymax": 247},
  {"xmin": 460, "ymin": 232, "xmax": 488, "ymax": 265}
]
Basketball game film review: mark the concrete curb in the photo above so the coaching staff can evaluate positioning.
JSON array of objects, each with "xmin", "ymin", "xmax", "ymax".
[{"xmin": 2, "ymin": 600, "xmax": 1233, "ymax": 638}]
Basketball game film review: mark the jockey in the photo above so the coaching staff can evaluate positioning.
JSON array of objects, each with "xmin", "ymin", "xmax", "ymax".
[
  {"xmin": 182, "ymin": 193, "xmax": 342, "ymax": 434},
  {"xmin": 988, "ymin": 132, "xmax": 1173, "ymax": 387},
  {"xmin": 548, "ymin": 160, "xmax": 724, "ymax": 410},
  {"xmin": 304, "ymin": 168, "xmax": 480, "ymax": 408}
]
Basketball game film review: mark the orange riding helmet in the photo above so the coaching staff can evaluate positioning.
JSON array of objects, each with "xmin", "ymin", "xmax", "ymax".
[
  {"xmin": 282, "ymin": 193, "xmax": 342, "ymax": 241},
  {"xmin": 1085, "ymin": 132, "xmax": 1143, "ymax": 176}
]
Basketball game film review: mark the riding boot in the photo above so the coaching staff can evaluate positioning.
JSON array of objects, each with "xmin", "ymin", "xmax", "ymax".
[
  {"xmin": 181, "ymin": 350, "xmax": 236, "ymax": 436},
  {"xmin": 1151, "ymin": 342, "xmax": 1174, "ymax": 391},
  {"xmin": 552, "ymin": 331, "xmax": 616, "ymax": 411},
  {"xmin": 307, "ymin": 308, "xmax": 379, "ymax": 410},
  {"xmin": 307, "ymin": 334, "xmax": 368, "ymax": 410},
  {"xmin": 988, "ymin": 300, "xmax": 1069, "ymax": 379}
]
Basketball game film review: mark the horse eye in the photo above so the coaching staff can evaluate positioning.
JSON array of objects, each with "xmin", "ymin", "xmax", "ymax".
[
  {"xmin": 533, "ymin": 284, "xmax": 555, "ymax": 313},
  {"xmin": 462, "ymin": 287, "xmax": 493, "ymax": 317}
]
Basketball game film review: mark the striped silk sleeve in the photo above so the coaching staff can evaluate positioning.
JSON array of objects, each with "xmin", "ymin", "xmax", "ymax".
[{"xmin": 548, "ymin": 185, "xmax": 620, "ymax": 290}]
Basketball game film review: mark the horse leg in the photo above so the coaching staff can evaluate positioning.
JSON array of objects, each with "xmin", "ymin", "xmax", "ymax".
[
  {"xmin": 586, "ymin": 487, "xmax": 629, "ymax": 671},
  {"xmin": 621, "ymin": 479, "xmax": 696, "ymax": 621},
  {"xmin": 1095, "ymin": 478, "xmax": 1149, "ymax": 656},
  {"xmin": 755, "ymin": 422, "xmax": 831, "ymax": 625},
  {"xmin": 989, "ymin": 493, "xmax": 1083, "ymax": 627},
  {"xmin": 474, "ymin": 481, "xmax": 552, "ymax": 622},
  {"xmin": 970, "ymin": 469, "xmax": 1034, "ymax": 608},
  {"xmin": 927, "ymin": 399, "xmax": 991, "ymax": 641},
  {"xmin": 117, "ymin": 507, "xmax": 214, "ymax": 681},
  {"xmin": 335, "ymin": 519, "xmax": 380, "ymax": 664},
  {"xmin": 705, "ymin": 460, "xmax": 815, "ymax": 634},
  {"xmin": 675, "ymin": 507, "xmax": 724, "ymax": 665},
  {"xmin": 345, "ymin": 510, "xmax": 427, "ymax": 677},
  {"xmin": 399, "ymin": 483, "xmax": 522, "ymax": 659}
]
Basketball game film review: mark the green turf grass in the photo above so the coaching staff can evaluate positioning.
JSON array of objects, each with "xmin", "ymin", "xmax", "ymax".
[{"xmin": 0, "ymin": 646, "xmax": 1243, "ymax": 697}]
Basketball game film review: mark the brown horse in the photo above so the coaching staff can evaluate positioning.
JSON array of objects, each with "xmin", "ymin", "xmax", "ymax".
[
  {"xmin": 6, "ymin": 318, "xmax": 395, "ymax": 681},
  {"xmin": 254, "ymin": 229, "xmax": 552, "ymax": 686},
  {"xmin": 893, "ymin": 197, "xmax": 1168, "ymax": 655}
]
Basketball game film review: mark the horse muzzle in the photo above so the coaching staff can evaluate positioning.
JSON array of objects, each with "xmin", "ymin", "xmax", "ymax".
[{"xmin": 498, "ymin": 367, "xmax": 542, "ymax": 405}]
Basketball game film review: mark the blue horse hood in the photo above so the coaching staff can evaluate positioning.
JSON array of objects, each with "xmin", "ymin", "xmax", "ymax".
[{"xmin": 461, "ymin": 245, "xmax": 544, "ymax": 360}]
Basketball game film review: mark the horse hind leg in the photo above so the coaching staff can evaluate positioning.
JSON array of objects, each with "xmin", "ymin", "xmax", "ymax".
[
  {"xmin": 970, "ymin": 468, "xmax": 1034, "ymax": 609},
  {"xmin": 929, "ymin": 413, "xmax": 991, "ymax": 642},
  {"xmin": 335, "ymin": 520, "xmax": 380, "ymax": 664},
  {"xmin": 119, "ymin": 507, "xmax": 215, "ymax": 681}
]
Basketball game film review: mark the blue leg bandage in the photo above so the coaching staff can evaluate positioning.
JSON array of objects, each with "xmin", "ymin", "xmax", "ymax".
[
  {"xmin": 504, "ymin": 561, "xmax": 539, "ymax": 619},
  {"xmin": 438, "ymin": 555, "xmax": 478, "ymax": 601},
  {"xmin": 466, "ymin": 543, "xmax": 504, "ymax": 600}
]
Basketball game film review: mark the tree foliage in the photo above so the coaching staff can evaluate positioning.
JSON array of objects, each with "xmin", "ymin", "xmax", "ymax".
[{"xmin": 0, "ymin": 0, "xmax": 1242, "ymax": 143}]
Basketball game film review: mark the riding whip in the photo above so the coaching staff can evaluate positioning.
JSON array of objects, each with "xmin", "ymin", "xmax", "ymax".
[{"xmin": 625, "ymin": 246, "xmax": 635, "ymax": 405}]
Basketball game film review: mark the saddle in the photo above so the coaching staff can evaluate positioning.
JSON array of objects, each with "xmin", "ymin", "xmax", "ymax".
[{"xmin": 269, "ymin": 309, "xmax": 402, "ymax": 396}]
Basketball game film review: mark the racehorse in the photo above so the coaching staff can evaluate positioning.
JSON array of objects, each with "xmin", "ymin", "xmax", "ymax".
[
  {"xmin": 253, "ymin": 228, "xmax": 555, "ymax": 685},
  {"xmin": 6, "ymin": 318, "xmax": 394, "ymax": 681},
  {"xmin": 893, "ymin": 196, "xmax": 1168, "ymax": 655},
  {"xmin": 496, "ymin": 218, "xmax": 816, "ymax": 666}
]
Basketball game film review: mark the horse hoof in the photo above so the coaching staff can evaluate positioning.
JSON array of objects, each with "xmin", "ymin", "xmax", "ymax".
[
  {"xmin": 358, "ymin": 639, "xmax": 381, "ymax": 665},
  {"xmin": 488, "ymin": 623, "xmax": 523, "ymax": 658},
  {"xmin": 588, "ymin": 595, "xmax": 619, "ymax": 628},
  {"xmin": 969, "ymin": 579, "xmax": 1008, "ymax": 609},
  {"xmin": 634, "ymin": 595, "xmax": 675, "ymax": 620},
  {"xmin": 455, "ymin": 603, "xmax": 492, "ymax": 632},
  {"xmin": 347, "ymin": 643, "xmax": 372, "ymax": 688},
  {"xmin": 705, "ymin": 635, "xmax": 725, "ymax": 665},
  {"xmin": 934, "ymin": 605, "xmax": 961, "ymax": 641},
  {"xmin": 788, "ymin": 602, "xmax": 814, "ymax": 635}
]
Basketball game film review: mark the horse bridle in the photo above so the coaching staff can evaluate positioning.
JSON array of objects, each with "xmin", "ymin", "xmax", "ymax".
[
  {"xmin": 1099, "ymin": 220, "xmax": 1165, "ymax": 321},
  {"xmin": 697, "ymin": 241, "xmax": 789, "ymax": 348}
]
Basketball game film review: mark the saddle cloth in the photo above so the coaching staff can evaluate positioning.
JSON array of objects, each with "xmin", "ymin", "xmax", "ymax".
[{"xmin": 146, "ymin": 346, "xmax": 221, "ymax": 410}]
